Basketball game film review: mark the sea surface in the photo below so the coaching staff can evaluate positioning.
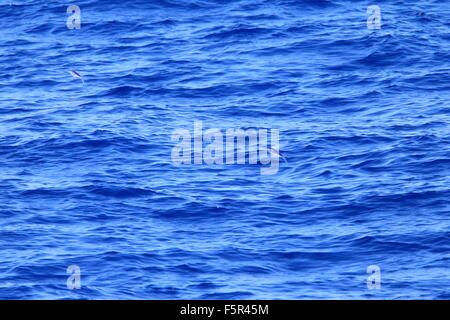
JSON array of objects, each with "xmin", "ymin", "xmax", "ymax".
[{"xmin": 0, "ymin": 0, "xmax": 449, "ymax": 299}]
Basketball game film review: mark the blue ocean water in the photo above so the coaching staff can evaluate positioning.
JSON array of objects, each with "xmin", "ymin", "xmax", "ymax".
[{"xmin": 1, "ymin": 0, "xmax": 449, "ymax": 299}]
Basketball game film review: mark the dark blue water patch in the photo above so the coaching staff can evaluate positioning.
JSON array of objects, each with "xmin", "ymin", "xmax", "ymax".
[{"xmin": 0, "ymin": 0, "xmax": 449, "ymax": 300}]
